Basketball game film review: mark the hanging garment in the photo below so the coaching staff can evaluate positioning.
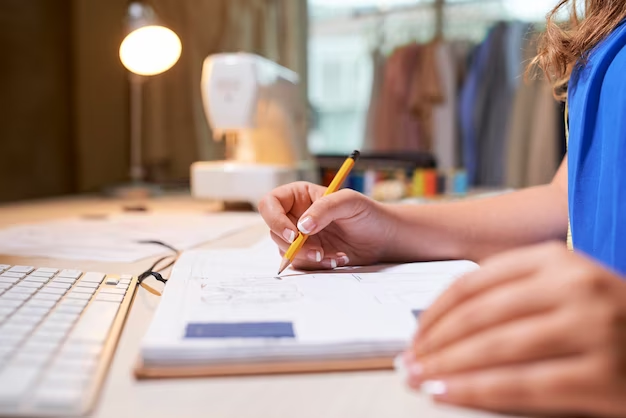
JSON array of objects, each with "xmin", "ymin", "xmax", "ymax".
[
  {"xmin": 372, "ymin": 44, "xmax": 424, "ymax": 152},
  {"xmin": 505, "ymin": 33, "xmax": 560, "ymax": 188},
  {"xmin": 409, "ymin": 41, "xmax": 444, "ymax": 152},
  {"xmin": 431, "ymin": 42, "xmax": 458, "ymax": 171}
]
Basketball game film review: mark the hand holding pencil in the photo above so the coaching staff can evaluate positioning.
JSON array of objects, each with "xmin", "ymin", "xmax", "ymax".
[{"xmin": 258, "ymin": 150, "xmax": 398, "ymax": 273}]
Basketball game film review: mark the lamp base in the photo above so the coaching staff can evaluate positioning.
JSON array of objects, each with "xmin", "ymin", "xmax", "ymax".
[{"xmin": 105, "ymin": 181, "xmax": 163, "ymax": 201}]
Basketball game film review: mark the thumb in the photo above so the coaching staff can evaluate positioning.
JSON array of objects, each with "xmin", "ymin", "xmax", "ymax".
[{"xmin": 296, "ymin": 189, "xmax": 366, "ymax": 235}]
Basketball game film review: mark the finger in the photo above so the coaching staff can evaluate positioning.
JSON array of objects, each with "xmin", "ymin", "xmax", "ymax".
[
  {"xmin": 410, "ymin": 310, "xmax": 581, "ymax": 383},
  {"xmin": 259, "ymin": 191, "xmax": 298, "ymax": 243},
  {"xmin": 259, "ymin": 182, "xmax": 326, "ymax": 243},
  {"xmin": 414, "ymin": 276, "xmax": 558, "ymax": 357},
  {"xmin": 296, "ymin": 189, "xmax": 368, "ymax": 236},
  {"xmin": 270, "ymin": 232, "xmax": 325, "ymax": 263},
  {"xmin": 418, "ymin": 242, "xmax": 568, "ymax": 338},
  {"xmin": 418, "ymin": 356, "xmax": 596, "ymax": 416}
]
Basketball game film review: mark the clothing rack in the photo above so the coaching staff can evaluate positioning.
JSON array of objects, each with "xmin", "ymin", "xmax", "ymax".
[{"xmin": 350, "ymin": 0, "xmax": 502, "ymax": 36}]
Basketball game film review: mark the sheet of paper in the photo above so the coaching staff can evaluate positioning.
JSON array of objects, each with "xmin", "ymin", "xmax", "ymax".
[
  {"xmin": 142, "ymin": 238, "xmax": 478, "ymax": 366},
  {"xmin": 0, "ymin": 212, "xmax": 262, "ymax": 262}
]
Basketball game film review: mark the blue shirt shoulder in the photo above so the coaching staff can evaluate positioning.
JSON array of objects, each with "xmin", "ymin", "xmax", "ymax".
[{"xmin": 568, "ymin": 21, "xmax": 626, "ymax": 274}]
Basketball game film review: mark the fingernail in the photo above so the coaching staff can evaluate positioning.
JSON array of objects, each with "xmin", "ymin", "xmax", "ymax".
[
  {"xmin": 409, "ymin": 362, "xmax": 423, "ymax": 378},
  {"xmin": 307, "ymin": 250, "xmax": 322, "ymax": 263},
  {"xmin": 330, "ymin": 258, "xmax": 337, "ymax": 269},
  {"xmin": 297, "ymin": 216, "xmax": 316, "ymax": 234},
  {"xmin": 339, "ymin": 255, "xmax": 350, "ymax": 266},
  {"xmin": 407, "ymin": 362, "xmax": 424, "ymax": 389},
  {"xmin": 393, "ymin": 354, "xmax": 408, "ymax": 380},
  {"xmin": 420, "ymin": 380, "xmax": 447, "ymax": 396},
  {"xmin": 282, "ymin": 229, "xmax": 296, "ymax": 244}
]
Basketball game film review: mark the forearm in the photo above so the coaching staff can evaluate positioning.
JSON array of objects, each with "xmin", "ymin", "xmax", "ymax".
[{"xmin": 384, "ymin": 184, "xmax": 569, "ymax": 263}]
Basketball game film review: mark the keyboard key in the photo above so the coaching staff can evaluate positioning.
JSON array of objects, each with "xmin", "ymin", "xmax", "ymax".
[
  {"xmin": 0, "ymin": 306, "xmax": 18, "ymax": 317},
  {"xmin": 32, "ymin": 293, "xmax": 62, "ymax": 302},
  {"xmin": 7, "ymin": 266, "xmax": 34, "ymax": 274},
  {"xmin": 30, "ymin": 268, "xmax": 58, "ymax": 278},
  {"xmin": 29, "ymin": 331, "xmax": 66, "ymax": 346},
  {"xmin": 99, "ymin": 288, "xmax": 126, "ymax": 295},
  {"xmin": 48, "ymin": 311, "xmax": 80, "ymax": 324},
  {"xmin": 0, "ymin": 265, "xmax": 10, "ymax": 272},
  {"xmin": 1, "ymin": 292, "xmax": 31, "ymax": 302},
  {"xmin": 0, "ymin": 299, "xmax": 24, "ymax": 309},
  {"xmin": 0, "ymin": 272, "xmax": 25, "ymax": 279},
  {"xmin": 75, "ymin": 281, "xmax": 99, "ymax": 289},
  {"xmin": 69, "ymin": 300, "xmax": 120, "ymax": 344},
  {"xmin": 120, "ymin": 274, "xmax": 133, "ymax": 280},
  {"xmin": 0, "ymin": 277, "xmax": 19, "ymax": 285},
  {"xmin": 60, "ymin": 342, "xmax": 102, "ymax": 359},
  {"xmin": 58, "ymin": 299, "xmax": 88, "ymax": 308},
  {"xmin": 0, "ymin": 323, "xmax": 34, "ymax": 339},
  {"xmin": 12, "ymin": 352, "xmax": 51, "ymax": 367},
  {"xmin": 0, "ymin": 365, "xmax": 40, "ymax": 406},
  {"xmin": 116, "ymin": 283, "xmax": 130, "ymax": 290},
  {"xmin": 55, "ymin": 304, "xmax": 85, "ymax": 314},
  {"xmin": 34, "ymin": 267, "xmax": 58, "ymax": 274},
  {"xmin": 40, "ymin": 372, "xmax": 90, "ymax": 389},
  {"xmin": 11, "ymin": 314, "xmax": 45, "ymax": 326},
  {"xmin": 39, "ymin": 320, "xmax": 73, "ymax": 334},
  {"xmin": 25, "ymin": 299, "xmax": 57, "ymax": 310},
  {"xmin": 0, "ymin": 335, "xmax": 24, "ymax": 349},
  {"xmin": 80, "ymin": 272, "xmax": 105, "ymax": 284},
  {"xmin": 71, "ymin": 287, "xmax": 96, "ymax": 295},
  {"xmin": 15, "ymin": 281, "xmax": 44, "ymax": 289},
  {"xmin": 23, "ymin": 275, "xmax": 50, "ymax": 283},
  {"xmin": 119, "ymin": 279, "xmax": 132, "ymax": 285},
  {"xmin": 52, "ymin": 277, "xmax": 76, "ymax": 285},
  {"xmin": 39, "ymin": 286, "xmax": 68, "ymax": 295},
  {"xmin": 21, "ymin": 343, "xmax": 59, "ymax": 359},
  {"xmin": 8, "ymin": 286, "xmax": 37, "ymax": 295},
  {"xmin": 45, "ymin": 282, "xmax": 72, "ymax": 290},
  {"xmin": 96, "ymin": 294, "xmax": 124, "ymax": 303},
  {"xmin": 19, "ymin": 306, "xmax": 51, "ymax": 317},
  {"xmin": 105, "ymin": 278, "xmax": 119, "ymax": 285},
  {"xmin": 33, "ymin": 386, "xmax": 83, "ymax": 410},
  {"xmin": 65, "ymin": 292, "xmax": 92, "ymax": 301},
  {"xmin": 0, "ymin": 283, "xmax": 12, "ymax": 290},
  {"xmin": 58, "ymin": 269, "xmax": 82, "ymax": 279}
]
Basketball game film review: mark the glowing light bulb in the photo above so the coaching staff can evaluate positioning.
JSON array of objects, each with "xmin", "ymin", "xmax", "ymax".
[{"xmin": 119, "ymin": 25, "xmax": 182, "ymax": 76}]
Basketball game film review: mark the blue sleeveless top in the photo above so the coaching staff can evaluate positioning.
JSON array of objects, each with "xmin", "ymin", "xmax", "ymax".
[{"xmin": 568, "ymin": 21, "xmax": 626, "ymax": 274}]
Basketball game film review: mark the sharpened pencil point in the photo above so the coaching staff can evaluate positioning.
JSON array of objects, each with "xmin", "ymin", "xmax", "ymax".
[{"xmin": 277, "ymin": 258, "xmax": 291, "ymax": 276}]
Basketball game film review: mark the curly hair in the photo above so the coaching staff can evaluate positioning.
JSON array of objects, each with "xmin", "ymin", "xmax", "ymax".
[{"xmin": 532, "ymin": 0, "xmax": 626, "ymax": 101}]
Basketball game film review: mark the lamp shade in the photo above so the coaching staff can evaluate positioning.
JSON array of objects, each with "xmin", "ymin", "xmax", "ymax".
[{"xmin": 119, "ymin": 2, "xmax": 181, "ymax": 76}]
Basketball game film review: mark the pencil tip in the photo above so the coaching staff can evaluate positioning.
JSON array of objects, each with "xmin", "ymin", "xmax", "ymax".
[{"xmin": 277, "ymin": 258, "xmax": 290, "ymax": 276}]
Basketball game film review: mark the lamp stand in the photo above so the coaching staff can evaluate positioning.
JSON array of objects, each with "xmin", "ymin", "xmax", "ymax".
[
  {"xmin": 108, "ymin": 73, "xmax": 161, "ymax": 201},
  {"xmin": 130, "ymin": 73, "xmax": 146, "ymax": 184}
]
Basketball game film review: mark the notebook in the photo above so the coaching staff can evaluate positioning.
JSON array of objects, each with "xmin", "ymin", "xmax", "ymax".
[{"xmin": 136, "ymin": 239, "xmax": 478, "ymax": 378}]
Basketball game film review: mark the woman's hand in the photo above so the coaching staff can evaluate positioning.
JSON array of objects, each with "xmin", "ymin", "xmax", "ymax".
[
  {"xmin": 258, "ymin": 182, "xmax": 398, "ymax": 270},
  {"xmin": 403, "ymin": 242, "xmax": 626, "ymax": 418}
]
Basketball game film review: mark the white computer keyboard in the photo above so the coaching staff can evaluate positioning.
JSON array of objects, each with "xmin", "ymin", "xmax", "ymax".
[{"xmin": 0, "ymin": 264, "xmax": 137, "ymax": 417}]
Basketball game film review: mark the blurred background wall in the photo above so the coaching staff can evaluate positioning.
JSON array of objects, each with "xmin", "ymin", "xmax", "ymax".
[
  {"xmin": 0, "ymin": 0, "xmax": 307, "ymax": 202},
  {"xmin": 0, "ymin": 0, "xmax": 565, "ymax": 203}
]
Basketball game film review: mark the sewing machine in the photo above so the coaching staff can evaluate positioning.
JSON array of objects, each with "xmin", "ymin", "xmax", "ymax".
[{"xmin": 192, "ymin": 53, "xmax": 316, "ymax": 207}]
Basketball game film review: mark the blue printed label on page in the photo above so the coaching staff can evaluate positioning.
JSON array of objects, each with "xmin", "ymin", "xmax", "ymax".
[
  {"xmin": 185, "ymin": 322, "xmax": 296, "ymax": 339},
  {"xmin": 412, "ymin": 309, "xmax": 423, "ymax": 319}
]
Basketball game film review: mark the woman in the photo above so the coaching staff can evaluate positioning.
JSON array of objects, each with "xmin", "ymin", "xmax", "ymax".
[{"xmin": 258, "ymin": 1, "xmax": 626, "ymax": 416}]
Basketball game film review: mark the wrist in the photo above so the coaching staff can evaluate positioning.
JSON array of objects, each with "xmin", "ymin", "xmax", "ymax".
[{"xmin": 380, "ymin": 203, "xmax": 468, "ymax": 263}]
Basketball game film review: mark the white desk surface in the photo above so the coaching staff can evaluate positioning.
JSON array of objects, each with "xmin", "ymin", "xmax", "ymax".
[{"xmin": 0, "ymin": 195, "xmax": 507, "ymax": 418}]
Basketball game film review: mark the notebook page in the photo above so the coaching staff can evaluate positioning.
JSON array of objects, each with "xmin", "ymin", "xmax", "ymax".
[{"xmin": 142, "ymin": 239, "xmax": 478, "ymax": 364}]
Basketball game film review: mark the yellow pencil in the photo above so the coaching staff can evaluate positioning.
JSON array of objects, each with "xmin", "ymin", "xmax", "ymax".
[{"xmin": 278, "ymin": 150, "xmax": 361, "ymax": 275}]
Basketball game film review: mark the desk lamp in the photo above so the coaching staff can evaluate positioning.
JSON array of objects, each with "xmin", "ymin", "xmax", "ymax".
[{"xmin": 117, "ymin": 1, "xmax": 181, "ymax": 198}]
